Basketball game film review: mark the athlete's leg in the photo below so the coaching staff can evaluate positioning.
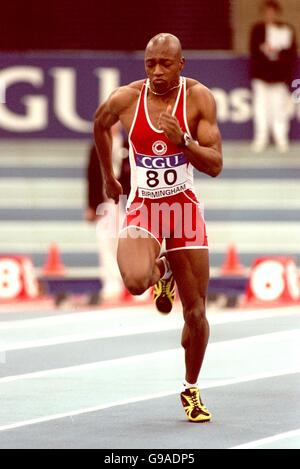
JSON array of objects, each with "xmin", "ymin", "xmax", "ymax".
[
  {"xmin": 270, "ymin": 83, "xmax": 291, "ymax": 152},
  {"xmin": 117, "ymin": 228, "xmax": 165, "ymax": 295},
  {"xmin": 167, "ymin": 248, "xmax": 209, "ymax": 384},
  {"xmin": 251, "ymin": 79, "xmax": 270, "ymax": 151}
]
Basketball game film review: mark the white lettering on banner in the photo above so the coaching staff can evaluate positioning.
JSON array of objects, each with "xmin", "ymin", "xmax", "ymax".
[
  {"xmin": 0, "ymin": 64, "xmax": 299, "ymax": 134},
  {"xmin": 250, "ymin": 261, "xmax": 285, "ymax": 302},
  {"xmin": 0, "ymin": 259, "xmax": 22, "ymax": 299},
  {"xmin": 0, "ymin": 67, "xmax": 47, "ymax": 131},
  {"xmin": 0, "ymin": 78, "xmax": 5, "ymax": 104},
  {"xmin": 50, "ymin": 68, "xmax": 93, "ymax": 132},
  {"xmin": 286, "ymin": 261, "xmax": 300, "ymax": 300},
  {"xmin": 22, "ymin": 259, "xmax": 39, "ymax": 298},
  {"xmin": 212, "ymin": 87, "xmax": 252, "ymax": 123},
  {"xmin": 212, "ymin": 88, "xmax": 228, "ymax": 122},
  {"xmin": 94, "ymin": 68, "xmax": 120, "ymax": 103},
  {"xmin": 0, "ymin": 66, "xmax": 120, "ymax": 133},
  {"xmin": 291, "ymin": 79, "xmax": 300, "ymax": 104},
  {"xmin": 230, "ymin": 88, "xmax": 252, "ymax": 123}
]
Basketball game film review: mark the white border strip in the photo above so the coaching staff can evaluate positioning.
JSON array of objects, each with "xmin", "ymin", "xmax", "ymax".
[
  {"xmin": 166, "ymin": 246, "xmax": 209, "ymax": 253},
  {"xmin": 119, "ymin": 225, "xmax": 162, "ymax": 249}
]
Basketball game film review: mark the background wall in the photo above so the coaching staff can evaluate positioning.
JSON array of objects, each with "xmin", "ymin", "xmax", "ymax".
[
  {"xmin": 231, "ymin": 0, "xmax": 300, "ymax": 53},
  {"xmin": 0, "ymin": 0, "xmax": 231, "ymax": 51}
]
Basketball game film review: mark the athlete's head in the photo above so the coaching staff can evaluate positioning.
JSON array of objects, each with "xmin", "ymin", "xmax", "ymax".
[
  {"xmin": 261, "ymin": 0, "xmax": 282, "ymax": 23},
  {"xmin": 145, "ymin": 33, "xmax": 185, "ymax": 94}
]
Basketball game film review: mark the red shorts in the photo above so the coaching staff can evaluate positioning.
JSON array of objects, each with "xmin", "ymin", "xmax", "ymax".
[{"xmin": 120, "ymin": 189, "xmax": 208, "ymax": 252}]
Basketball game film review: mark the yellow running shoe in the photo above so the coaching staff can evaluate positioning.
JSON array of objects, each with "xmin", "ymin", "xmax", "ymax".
[
  {"xmin": 153, "ymin": 274, "xmax": 175, "ymax": 314},
  {"xmin": 180, "ymin": 387, "xmax": 211, "ymax": 423}
]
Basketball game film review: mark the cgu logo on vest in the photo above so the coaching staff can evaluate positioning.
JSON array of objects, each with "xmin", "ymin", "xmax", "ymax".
[
  {"xmin": 0, "ymin": 66, "xmax": 120, "ymax": 132},
  {"xmin": 136, "ymin": 153, "xmax": 186, "ymax": 169}
]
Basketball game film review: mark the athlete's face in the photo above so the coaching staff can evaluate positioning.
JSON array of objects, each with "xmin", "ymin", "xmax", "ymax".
[
  {"xmin": 145, "ymin": 43, "xmax": 184, "ymax": 94},
  {"xmin": 263, "ymin": 6, "xmax": 280, "ymax": 24}
]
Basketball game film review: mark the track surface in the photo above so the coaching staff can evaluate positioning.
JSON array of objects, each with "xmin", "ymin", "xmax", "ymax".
[{"xmin": 0, "ymin": 304, "xmax": 299, "ymax": 449}]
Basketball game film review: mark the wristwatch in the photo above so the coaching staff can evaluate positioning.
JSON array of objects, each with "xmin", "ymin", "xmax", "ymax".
[{"xmin": 181, "ymin": 132, "xmax": 192, "ymax": 148}]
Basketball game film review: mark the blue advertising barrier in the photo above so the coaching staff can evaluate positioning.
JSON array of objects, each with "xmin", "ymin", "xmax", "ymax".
[{"xmin": 0, "ymin": 52, "xmax": 299, "ymax": 139}]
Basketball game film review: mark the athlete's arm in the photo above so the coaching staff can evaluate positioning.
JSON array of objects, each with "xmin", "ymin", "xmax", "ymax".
[
  {"xmin": 158, "ymin": 86, "xmax": 223, "ymax": 177},
  {"xmin": 186, "ymin": 87, "xmax": 222, "ymax": 177},
  {"xmin": 94, "ymin": 90, "xmax": 123, "ymax": 203}
]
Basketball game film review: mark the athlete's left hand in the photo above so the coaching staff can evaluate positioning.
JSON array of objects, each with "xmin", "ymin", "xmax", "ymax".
[{"xmin": 158, "ymin": 105, "xmax": 184, "ymax": 146}]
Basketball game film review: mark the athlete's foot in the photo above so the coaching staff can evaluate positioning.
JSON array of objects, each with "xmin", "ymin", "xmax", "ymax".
[
  {"xmin": 276, "ymin": 142, "xmax": 289, "ymax": 154},
  {"xmin": 153, "ymin": 273, "xmax": 175, "ymax": 314},
  {"xmin": 180, "ymin": 387, "xmax": 211, "ymax": 423},
  {"xmin": 251, "ymin": 141, "xmax": 267, "ymax": 154}
]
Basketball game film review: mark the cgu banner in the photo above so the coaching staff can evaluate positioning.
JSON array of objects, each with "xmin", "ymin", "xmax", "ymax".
[{"xmin": 0, "ymin": 53, "xmax": 299, "ymax": 139}]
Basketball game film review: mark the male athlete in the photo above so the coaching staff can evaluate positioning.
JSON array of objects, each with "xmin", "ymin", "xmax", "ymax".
[{"xmin": 94, "ymin": 33, "xmax": 223, "ymax": 423}]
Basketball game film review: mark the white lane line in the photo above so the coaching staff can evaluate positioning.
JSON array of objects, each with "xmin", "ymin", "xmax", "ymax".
[
  {"xmin": 0, "ymin": 307, "xmax": 299, "ymax": 353},
  {"xmin": 0, "ymin": 305, "xmax": 298, "ymax": 330},
  {"xmin": 0, "ymin": 368, "xmax": 299, "ymax": 433},
  {"xmin": 0, "ymin": 329, "xmax": 299, "ymax": 384},
  {"xmin": 0, "ymin": 306, "xmax": 169, "ymax": 330},
  {"xmin": 231, "ymin": 428, "xmax": 300, "ymax": 449},
  {"xmin": 1, "ymin": 328, "xmax": 299, "ymax": 384},
  {"xmin": 0, "ymin": 348, "xmax": 179, "ymax": 384},
  {"xmin": 0, "ymin": 326, "xmax": 182, "ymax": 353},
  {"xmin": 0, "ymin": 391, "xmax": 175, "ymax": 432}
]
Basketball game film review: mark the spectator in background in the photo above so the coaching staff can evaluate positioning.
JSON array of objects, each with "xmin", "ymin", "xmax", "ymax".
[
  {"xmin": 85, "ymin": 124, "xmax": 130, "ymax": 301},
  {"xmin": 250, "ymin": 0, "xmax": 297, "ymax": 153}
]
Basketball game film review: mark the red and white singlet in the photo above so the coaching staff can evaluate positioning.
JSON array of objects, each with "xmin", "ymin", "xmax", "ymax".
[{"xmin": 121, "ymin": 76, "xmax": 208, "ymax": 251}]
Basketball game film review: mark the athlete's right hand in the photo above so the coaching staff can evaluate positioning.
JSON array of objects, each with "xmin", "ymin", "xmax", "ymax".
[{"xmin": 105, "ymin": 178, "xmax": 123, "ymax": 204}]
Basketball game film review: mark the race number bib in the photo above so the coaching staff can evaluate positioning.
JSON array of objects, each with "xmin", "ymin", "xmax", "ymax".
[{"xmin": 136, "ymin": 153, "xmax": 189, "ymax": 199}]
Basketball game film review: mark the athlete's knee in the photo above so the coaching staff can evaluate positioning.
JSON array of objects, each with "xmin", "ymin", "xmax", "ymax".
[
  {"xmin": 122, "ymin": 273, "xmax": 150, "ymax": 296},
  {"xmin": 183, "ymin": 300, "xmax": 207, "ymax": 329}
]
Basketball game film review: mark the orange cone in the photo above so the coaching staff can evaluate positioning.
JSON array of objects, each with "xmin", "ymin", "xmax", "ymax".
[
  {"xmin": 42, "ymin": 243, "xmax": 66, "ymax": 276},
  {"xmin": 221, "ymin": 244, "xmax": 246, "ymax": 276}
]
